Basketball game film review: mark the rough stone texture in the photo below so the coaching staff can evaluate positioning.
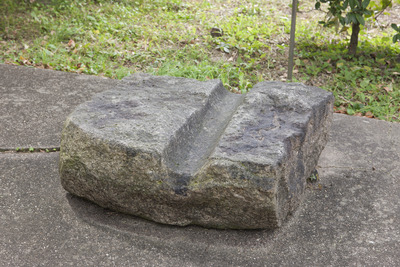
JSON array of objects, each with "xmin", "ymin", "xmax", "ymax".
[{"xmin": 59, "ymin": 73, "xmax": 334, "ymax": 229}]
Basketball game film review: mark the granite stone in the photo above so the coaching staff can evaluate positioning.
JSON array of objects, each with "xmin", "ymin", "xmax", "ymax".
[{"xmin": 59, "ymin": 73, "xmax": 334, "ymax": 229}]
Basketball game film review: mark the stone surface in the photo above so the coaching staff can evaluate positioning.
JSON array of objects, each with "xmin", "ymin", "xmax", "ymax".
[{"xmin": 59, "ymin": 73, "xmax": 334, "ymax": 229}]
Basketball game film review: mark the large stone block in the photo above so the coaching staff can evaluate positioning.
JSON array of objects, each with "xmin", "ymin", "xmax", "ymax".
[{"xmin": 60, "ymin": 73, "xmax": 334, "ymax": 229}]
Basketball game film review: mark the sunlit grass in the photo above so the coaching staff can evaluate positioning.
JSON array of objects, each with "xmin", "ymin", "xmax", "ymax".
[{"xmin": 1, "ymin": 0, "xmax": 399, "ymax": 121}]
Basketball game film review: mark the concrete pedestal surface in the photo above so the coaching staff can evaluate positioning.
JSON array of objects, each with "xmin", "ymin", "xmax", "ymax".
[{"xmin": 1, "ymin": 64, "xmax": 399, "ymax": 266}]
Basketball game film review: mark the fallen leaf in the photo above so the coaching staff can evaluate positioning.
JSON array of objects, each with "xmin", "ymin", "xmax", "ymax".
[
  {"xmin": 365, "ymin": 111, "xmax": 374, "ymax": 118},
  {"xmin": 363, "ymin": 66, "xmax": 371, "ymax": 72},
  {"xmin": 384, "ymin": 83, "xmax": 393, "ymax": 92},
  {"xmin": 68, "ymin": 39, "xmax": 75, "ymax": 48},
  {"xmin": 18, "ymin": 56, "xmax": 31, "ymax": 66},
  {"xmin": 336, "ymin": 62, "xmax": 344, "ymax": 68},
  {"xmin": 334, "ymin": 106, "xmax": 347, "ymax": 114}
]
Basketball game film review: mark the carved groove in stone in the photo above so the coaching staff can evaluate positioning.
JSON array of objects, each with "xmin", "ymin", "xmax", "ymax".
[
  {"xmin": 60, "ymin": 73, "xmax": 334, "ymax": 229},
  {"xmin": 164, "ymin": 86, "xmax": 244, "ymax": 181}
]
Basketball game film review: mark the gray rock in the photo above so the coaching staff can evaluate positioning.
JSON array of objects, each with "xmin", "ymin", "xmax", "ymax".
[{"xmin": 59, "ymin": 73, "xmax": 334, "ymax": 229}]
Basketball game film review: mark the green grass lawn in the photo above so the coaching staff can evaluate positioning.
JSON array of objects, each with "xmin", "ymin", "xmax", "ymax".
[{"xmin": 1, "ymin": 0, "xmax": 400, "ymax": 121}]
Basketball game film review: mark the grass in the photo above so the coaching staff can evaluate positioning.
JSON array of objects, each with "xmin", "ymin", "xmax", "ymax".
[{"xmin": 1, "ymin": 0, "xmax": 400, "ymax": 121}]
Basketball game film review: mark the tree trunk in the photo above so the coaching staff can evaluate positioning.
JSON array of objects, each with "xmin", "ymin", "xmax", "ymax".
[{"xmin": 348, "ymin": 22, "xmax": 360, "ymax": 55}]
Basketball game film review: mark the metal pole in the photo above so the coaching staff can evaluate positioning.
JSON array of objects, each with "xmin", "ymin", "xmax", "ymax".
[{"xmin": 287, "ymin": 0, "xmax": 298, "ymax": 82}]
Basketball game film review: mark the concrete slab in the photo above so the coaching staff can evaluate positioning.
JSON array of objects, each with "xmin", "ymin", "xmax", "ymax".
[
  {"xmin": 0, "ymin": 64, "xmax": 123, "ymax": 149},
  {"xmin": 1, "ymin": 114, "xmax": 399, "ymax": 266}
]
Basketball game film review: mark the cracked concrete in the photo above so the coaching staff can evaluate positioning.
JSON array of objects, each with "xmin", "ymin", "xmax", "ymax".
[{"xmin": 1, "ymin": 64, "xmax": 399, "ymax": 266}]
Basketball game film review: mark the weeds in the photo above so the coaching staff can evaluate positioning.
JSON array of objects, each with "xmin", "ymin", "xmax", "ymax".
[
  {"xmin": 0, "ymin": 0, "xmax": 399, "ymax": 121},
  {"xmin": 296, "ymin": 35, "xmax": 400, "ymax": 121}
]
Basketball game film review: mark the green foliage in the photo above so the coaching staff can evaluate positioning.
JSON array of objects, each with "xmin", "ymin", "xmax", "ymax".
[
  {"xmin": 315, "ymin": 0, "xmax": 400, "ymax": 53},
  {"xmin": 296, "ymin": 36, "xmax": 400, "ymax": 121},
  {"xmin": 392, "ymin": 23, "xmax": 400, "ymax": 42},
  {"xmin": 0, "ymin": 0, "xmax": 272, "ymax": 92},
  {"xmin": 316, "ymin": 0, "xmax": 372, "ymax": 27},
  {"xmin": 1, "ymin": 0, "xmax": 399, "ymax": 121},
  {"xmin": 151, "ymin": 58, "xmax": 255, "ymax": 93}
]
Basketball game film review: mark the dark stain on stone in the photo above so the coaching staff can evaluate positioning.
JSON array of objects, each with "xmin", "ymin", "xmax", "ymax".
[
  {"xmin": 174, "ymin": 186, "xmax": 188, "ymax": 196},
  {"xmin": 125, "ymin": 147, "xmax": 137, "ymax": 158},
  {"xmin": 172, "ymin": 173, "xmax": 191, "ymax": 196}
]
